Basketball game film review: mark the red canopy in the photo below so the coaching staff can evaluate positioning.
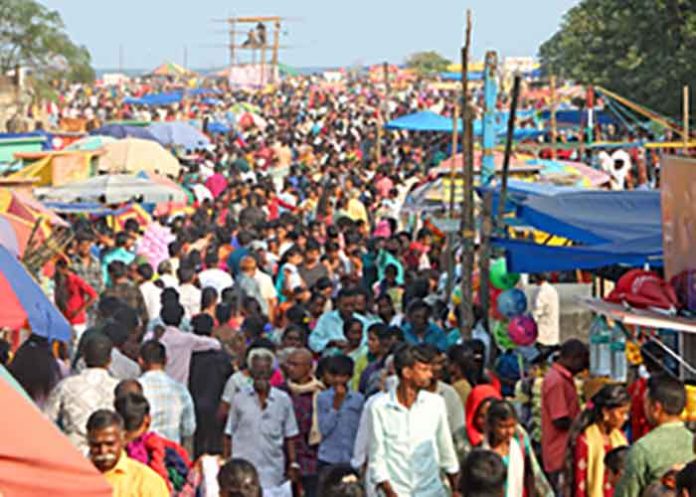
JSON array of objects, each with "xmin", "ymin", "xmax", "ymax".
[{"xmin": 0, "ymin": 375, "xmax": 112, "ymax": 497}]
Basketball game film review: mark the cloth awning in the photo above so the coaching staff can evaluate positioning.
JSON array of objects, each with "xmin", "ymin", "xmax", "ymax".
[{"xmin": 492, "ymin": 189, "xmax": 663, "ymax": 273}]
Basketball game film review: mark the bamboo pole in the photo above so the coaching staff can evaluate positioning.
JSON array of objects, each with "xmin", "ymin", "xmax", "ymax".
[
  {"xmin": 684, "ymin": 85, "xmax": 689, "ymax": 152},
  {"xmin": 449, "ymin": 103, "xmax": 460, "ymax": 217},
  {"xmin": 459, "ymin": 9, "xmax": 475, "ymax": 337},
  {"xmin": 550, "ymin": 74, "xmax": 557, "ymax": 160},
  {"xmin": 496, "ymin": 74, "xmax": 521, "ymax": 228},
  {"xmin": 479, "ymin": 191, "xmax": 493, "ymax": 337}
]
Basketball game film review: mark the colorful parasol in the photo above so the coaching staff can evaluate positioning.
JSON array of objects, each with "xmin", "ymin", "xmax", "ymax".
[
  {"xmin": 0, "ymin": 366, "xmax": 113, "ymax": 497},
  {"xmin": 0, "ymin": 245, "xmax": 72, "ymax": 341}
]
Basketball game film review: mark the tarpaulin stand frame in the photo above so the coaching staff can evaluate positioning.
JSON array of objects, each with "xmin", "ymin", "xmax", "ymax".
[{"xmin": 579, "ymin": 297, "xmax": 696, "ymax": 380}]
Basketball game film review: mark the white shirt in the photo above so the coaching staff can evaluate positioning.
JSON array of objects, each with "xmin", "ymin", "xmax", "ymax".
[
  {"xmin": 179, "ymin": 283, "xmax": 202, "ymax": 319},
  {"xmin": 198, "ymin": 268, "xmax": 234, "ymax": 295},
  {"xmin": 140, "ymin": 280, "xmax": 163, "ymax": 321},
  {"xmin": 159, "ymin": 274, "xmax": 179, "ymax": 290},
  {"xmin": 254, "ymin": 270, "xmax": 278, "ymax": 301},
  {"xmin": 367, "ymin": 388, "xmax": 459, "ymax": 497},
  {"xmin": 532, "ymin": 281, "xmax": 560, "ymax": 346}
]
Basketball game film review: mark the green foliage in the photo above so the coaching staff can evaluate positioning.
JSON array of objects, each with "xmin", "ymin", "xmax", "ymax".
[
  {"xmin": 539, "ymin": 0, "xmax": 696, "ymax": 118},
  {"xmin": 406, "ymin": 51, "xmax": 451, "ymax": 75},
  {"xmin": 0, "ymin": 0, "xmax": 94, "ymax": 85}
]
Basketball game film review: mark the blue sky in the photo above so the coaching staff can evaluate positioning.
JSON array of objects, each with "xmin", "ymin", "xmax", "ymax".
[{"xmin": 43, "ymin": 0, "xmax": 579, "ymax": 70}]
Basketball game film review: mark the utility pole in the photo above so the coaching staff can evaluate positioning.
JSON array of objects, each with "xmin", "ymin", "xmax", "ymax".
[
  {"xmin": 118, "ymin": 44, "xmax": 124, "ymax": 73},
  {"xmin": 550, "ymin": 74, "xmax": 558, "ymax": 159},
  {"xmin": 183, "ymin": 45, "xmax": 188, "ymax": 70},
  {"xmin": 459, "ymin": 9, "xmax": 475, "ymax": 337}
]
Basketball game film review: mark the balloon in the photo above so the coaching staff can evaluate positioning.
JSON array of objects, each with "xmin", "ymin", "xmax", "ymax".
[
  {"xmin": 508, "ymin": 314, "xmax": 538, "ymax": 346},
  {"xmin": 497, "ymin": 289, "xmax": 528, "ymax": 318},
  {"xmin": 451, "ymin": 286, "xmax": 462, "ymax": 306},
  {"xmin": 492, "ymin": 320, "xmax": 515, "ymax": 350},
  {"xmin": 490, "ymin": 258, "xmax": 520, "ymax": 291}
]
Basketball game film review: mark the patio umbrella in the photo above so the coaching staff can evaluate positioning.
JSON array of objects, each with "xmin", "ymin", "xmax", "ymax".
[
  {"xmin": 147, "ymin": 122, "xmax": 211, "ymax": 151},
  {"xmin": 99, "ymin": 138, "xmax": 181, "ymax": 176},
  {"xmin": 0, "ymin": 245, "xmax": 72, "ymax": 341},
  {"xmin": 66, "ymin": 135, "xmax": 117, "ymax": 151},
  {"xmin": 36, "ymin": 174, "xmax": 188, "ymax": 204},
  {"xmin": 0, "ymin": 368, "xmax": 113, "ymax": 497},
  {"xmin": 90, "ymin": 124, "xmax": 161, "ymax": 143},
  {"xmin": 0, "ymin": 212, "xmax": 37, "ymax": 257}
]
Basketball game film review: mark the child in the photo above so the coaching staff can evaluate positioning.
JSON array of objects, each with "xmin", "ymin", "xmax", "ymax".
[
  {"xmin": 317, "ymin": 355, "xmax": 365, "ymax": 467},
  {"xmin": 604, "ymin": 446, "xmax": 629, "ymax": 488}
]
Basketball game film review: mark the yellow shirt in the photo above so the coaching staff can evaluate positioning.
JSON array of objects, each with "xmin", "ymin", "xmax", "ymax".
[{"xmin": 103, "ymin": 452, "xmax": 169, "ymax": 497}]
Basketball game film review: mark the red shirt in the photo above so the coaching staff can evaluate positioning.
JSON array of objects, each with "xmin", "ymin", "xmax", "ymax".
[
  {"xmin": 63, "ymin": 272, "xmax": 97, "ymax": 325},
  {"xmin": 541, "ymin": 362, "xmax": 580, "ymax": 473},
  {"xmin": 627, "ymin": 377, "xmax": 650, "ymax": 441}
]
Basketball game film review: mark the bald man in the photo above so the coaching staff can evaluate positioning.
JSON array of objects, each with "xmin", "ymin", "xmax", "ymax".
[{"xmin": 280, "ymin": 347, "xmax": 325, "ymax": 497}]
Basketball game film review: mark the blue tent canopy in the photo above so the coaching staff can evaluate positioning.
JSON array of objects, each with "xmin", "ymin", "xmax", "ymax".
[
  {"xmin": 440, "ymin": 71, "xmax": 484, "ymax": 81},
  {"xmin": 539, "ymin": 109, "xmax": 617, "ymax": 126},
  {"xmin": 90, "ymin": 124, "xmax": 161, "ymax": 143},
  {"xmin": 493, "ymin": 190, "xmax": 663, "ymax": 272},
  {"xmin": 494, "ymin": 234, "xmax": 663, "ymax": 273},
  {"xmin": 517, "ymin": 190, "xmax": 661, "ymax": 244},
  {"xmin": 385, "ymin": 111, "xmax": 460, "ymax": 132},
  {"xmin": 385, "ymin": 111, "xmax": 543, "ymax": 140},
  {"xmin": 147, "ymin": 122, "xmax": 210, "ymax": 150},
  {"xmin": 123, "ymin": 91, "xmax": 183, "ymax": 106}
]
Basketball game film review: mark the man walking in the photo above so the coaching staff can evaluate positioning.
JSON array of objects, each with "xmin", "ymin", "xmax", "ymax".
[
  {"xmin": 225, "ymin": 348, "xmax": 301, "ymax": 497},
  {"xmin": 615, "ymin": 375, "xmax": 694, "ymax": 497},
  {"xmin": 367, "ymin": 345, "xmax": 460, "ymax": 497}
]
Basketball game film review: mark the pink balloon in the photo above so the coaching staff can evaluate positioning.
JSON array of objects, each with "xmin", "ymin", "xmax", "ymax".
[{"xmin": 507, "ymin": 315, "xmax": 538, "ymax": 346}]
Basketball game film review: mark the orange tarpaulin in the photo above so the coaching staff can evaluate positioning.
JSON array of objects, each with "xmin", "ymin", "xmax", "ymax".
[{"xmin": 0, "ymin": 374, "xmax": 113, "ymax": 497}]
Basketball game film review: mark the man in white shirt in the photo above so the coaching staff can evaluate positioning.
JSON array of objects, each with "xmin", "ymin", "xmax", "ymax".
[
  {"xmin": 532, "ymin": 274, "xmax": 560, "ymax": 347},
  {"xmin": 137, "ymin": 263, "xmax": 163, "ymax": 322},
  {"xmin": 198, "ymin": 251, "xmax": 234, "ymax": 295},
  {"xmin": 367, "ymin": 345, "xmax": 460, "ymax": 497},
  {"xmin": 177, "ymin": 266, "xmax": 201, "ymax": 319}
]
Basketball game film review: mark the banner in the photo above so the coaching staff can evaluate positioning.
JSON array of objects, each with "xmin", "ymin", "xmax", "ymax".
[
  {"xmin": 228, "ymin": 64, "xmax": 278, "ymax": 88},
  {"xmin": 661, "ymin": 155, "xmax": 696, "ymax": 313}
]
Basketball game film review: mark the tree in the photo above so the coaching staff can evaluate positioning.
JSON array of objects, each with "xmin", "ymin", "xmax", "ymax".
[
  {"xmin": 0, "ymin": 0, "xmax": 95, "ymax": 85},
  {"xmin": 539, "ymin": 0, "xmax": 696, "ymax": 118},
  {"xmin": 406, "ymin": 51, "xmax": 452, "ymax": 75}
]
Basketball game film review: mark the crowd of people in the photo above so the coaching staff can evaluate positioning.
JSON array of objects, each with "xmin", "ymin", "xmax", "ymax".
[{"xmin": 2, "ymin": 73, "xmax": 695, "ymax": 497}]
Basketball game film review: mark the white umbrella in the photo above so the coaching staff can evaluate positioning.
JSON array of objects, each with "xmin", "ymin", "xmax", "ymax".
[{"xmin": 35, "ymin": 174, "xmax": 188, "ymax": 204}]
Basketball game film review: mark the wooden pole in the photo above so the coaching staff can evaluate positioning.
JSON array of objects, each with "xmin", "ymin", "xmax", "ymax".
[
  {"xmin": 550, "ymin": 74, "xmax": 557, "ymax": 159},
  {"xmin": 684, "ymin": 85, "xmax": 689, "ymax": 152},
  {"xmin": 449, "ymin": 102, "xmax": 460, "ymax": 217},
  {"xmin": 496, "ymin": 74, "xmax": 521, "ymax": 228},
  {"xmin": 445, "ymin": 102, "xmax": 460, "ymax": 302},
  {"xmin": 230, "ymin": 20, "xmax": 236, "ymax": 68},
  {"xmin": 459, "ymin": 9, "xmax": 475, "ymax": 337},
  {"xmin": 271, "ymin": 20, "xmax": 280, "ymax": 83},
  {"xmin": 479, "ymin": 191, "xmax": 493, "ymax": 335}
]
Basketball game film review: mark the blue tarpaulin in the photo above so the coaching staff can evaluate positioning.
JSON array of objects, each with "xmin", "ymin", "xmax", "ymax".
[
  {"xmin": 540, "ymin": 109, "xmax": 617, "ymax": 126},
  {"xmin": 90, "ymin": 124, "xmax": 161, "ymax": 143},
  {"xmin": 385, "ymin": 111, "xmax": 460, "ymax": 132},
  {"xmin": 123, "ymin": 91, "xmax": 183, "ymax": 106},
  {"xmin": 492, "ymin": 190, "xmax": 663, "ymax": 272},
  {"xmin": 385, "ymin": 111, "xmax": 543, "ymax": 140},
  {"xmin": 440, "ymin": 71, "xmax": 484, "ymax": 81}
]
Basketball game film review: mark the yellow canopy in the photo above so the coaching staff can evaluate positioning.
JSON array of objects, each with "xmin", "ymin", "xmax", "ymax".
[{"xmin": 98, "ymin": 138, "xmax": 181, "ymax": 176}]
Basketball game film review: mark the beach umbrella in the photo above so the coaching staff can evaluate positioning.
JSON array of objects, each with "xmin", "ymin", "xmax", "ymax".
[
  {"xmin": 65, "ymin": 135, "xmax": 117, "ymax": 151},
  {"xmin": 99, "ymin": 138, "xmax": 181, "ymax": 176},
  {"xmin": 147, "ymin": 122, "xmax": 211, "ymax": 151},
  {"xmin": 0, "ymin": 245, "xmax": 72, "ymax": 341},
  {"xmin": 0, "ymin": 366, "xmax": 113, "ymax": 497},
  {"xmin": 0, "ymin": 212, "xmax": 41, "ymax": 257},
  {"xmin": 36, "ymin": 174, "xmax": 188, "ymax": 204},
  {"xmin": 90, "ymin": 124, "xmax": 161, "ymax": 143}
]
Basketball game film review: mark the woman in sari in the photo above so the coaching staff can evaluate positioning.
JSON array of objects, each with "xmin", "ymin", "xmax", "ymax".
[
  {"xmin": 483, "ymin": 399, "xmax": 554, "ymax": 497},
  {"xmin": 565, "ymin": 384, "xmax": 631, "ymax": 497}
]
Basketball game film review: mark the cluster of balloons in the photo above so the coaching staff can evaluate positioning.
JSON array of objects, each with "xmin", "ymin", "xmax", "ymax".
[{"xmin": 490, "ymin": 258, "xmax": 538, "ymax": 348}]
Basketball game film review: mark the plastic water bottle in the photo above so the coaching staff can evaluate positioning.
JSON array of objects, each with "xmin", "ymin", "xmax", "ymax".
[
  {"xmin": 610, "ymin": 325, "xmax": 627, "ymax": 382},
  {"xmin": 589, "ymin": 316, "xmax": 612, "ymax": 377}
]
